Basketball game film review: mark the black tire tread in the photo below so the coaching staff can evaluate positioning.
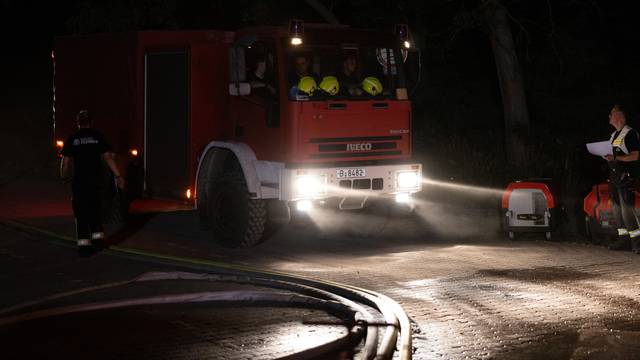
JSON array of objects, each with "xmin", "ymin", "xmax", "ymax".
[
  {"xmin": 246, "ymin": 197, "xmax": 267, "ymax": 247},
  {"xmin": 209, "ymin": 172, "xmax": 267, "ymax": 248}
]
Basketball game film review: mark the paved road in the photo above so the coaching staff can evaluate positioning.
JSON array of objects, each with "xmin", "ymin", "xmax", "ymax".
[
  {"xmin": 105, "ymin": 207, "xmax": 640, "ymax": 360},
  {"xmin": 3, "ymin": 178, "xmax": 640, "ymax": 359},
  {"xmin": 0, "ymin": 226, "xmax": 349, "ymax": 360}
]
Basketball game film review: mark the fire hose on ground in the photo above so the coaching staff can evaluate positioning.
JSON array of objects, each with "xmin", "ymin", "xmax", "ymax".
[{"xmin": 0, "ymin": 219, "xmax": 414, "ymax": 359}]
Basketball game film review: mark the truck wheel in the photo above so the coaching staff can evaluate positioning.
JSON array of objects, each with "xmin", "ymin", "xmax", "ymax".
[
  {"xmin": 508, "ymin": 231, "xmax": 516, "ymax": 241},
  {"xmin": 545, "ymin": 231, "xmax": 552, "ymax": 241},
  {"xmin": 208, "ymin": 172, "xmax": 267, "ymax": 248}
]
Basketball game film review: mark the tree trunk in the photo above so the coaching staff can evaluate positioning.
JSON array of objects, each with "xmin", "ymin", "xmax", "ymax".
[{"xmin": 484, "ymin": 1, "xmax": 530, "ymax": 177}]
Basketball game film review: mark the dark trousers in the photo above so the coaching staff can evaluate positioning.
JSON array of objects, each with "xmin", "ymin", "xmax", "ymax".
[
  {"xmin": 608, "ymin": 175, "xmax": 639, "ymax": 233},
  {"xmin": 72, "ymin": 181, "xmax": 103, "ymax": 241}
]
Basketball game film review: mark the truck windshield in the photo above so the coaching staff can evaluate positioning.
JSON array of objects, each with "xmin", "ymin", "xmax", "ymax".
[{"xmin": 285, "ymin": 43, "xmax": 408, "ymax": 101}]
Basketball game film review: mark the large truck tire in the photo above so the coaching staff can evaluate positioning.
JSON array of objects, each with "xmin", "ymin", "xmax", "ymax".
[
  {"xmin": 207, "ymin": 172, "xmax": 267, "ymax": 248},
  {"xmin": 197, "ymin": 148, "xmax": 237, "ymax": 230}
]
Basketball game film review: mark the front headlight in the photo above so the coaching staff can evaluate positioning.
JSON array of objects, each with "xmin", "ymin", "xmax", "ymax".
[
  {"xmin": 396, "ymin": 171, "xmax": 419, "ymax": 189},
  {"xmin": 295, "ymin": 175, "xmax": 327, "ymax": 197}
]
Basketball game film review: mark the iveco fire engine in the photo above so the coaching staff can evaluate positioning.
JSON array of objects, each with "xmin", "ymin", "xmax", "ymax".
[{"xmin": 53, "ymin": 21, "xmax": 422, "ymax": 247}]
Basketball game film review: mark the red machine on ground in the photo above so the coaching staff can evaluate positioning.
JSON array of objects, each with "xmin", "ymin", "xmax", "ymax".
[
  {"xmin": 583, "ymin": 181, "xmax": 640, "ymax": 242},
  {"xmin": 54, "ymin": 23, "xmax": 422, "ymax": 247},
  {"xmin": 501, "ymin": 180, "xmax": 558, "ymax": 240}
]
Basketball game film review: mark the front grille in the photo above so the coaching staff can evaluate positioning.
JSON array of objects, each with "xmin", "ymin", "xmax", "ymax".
[
  {"xmin": 372, "ymin": 178, "xmax": 384, "ymax": 190},
  {"xmin": 309, "ymin": 135, "xmax": 403, "ymax": 159},
  {"xmin": 353, "ymin": 179, "xmax": 371, "ymax": 190},
  {"xmin": 337, "ymin": 178, "xmax": 384, "ymax": 190}
]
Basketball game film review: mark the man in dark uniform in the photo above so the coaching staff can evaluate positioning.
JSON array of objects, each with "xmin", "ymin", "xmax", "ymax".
[
  {"xmin": 248, "ymin": 55, "xmax": 276, "ymax": 97},
  {"xmin": 60, "ymin": 110, "xmax": 124, "ymax": 256},
  {"xmin": 604, "ymin": 104, "xmax": 640, "ymax": 252},
  {"xmin": 337, "ymin": 54, "xmax": 363, "ymax": 96},
  {"xmin": 287, "ymin": 54, "xmax": 318, "ymax": 87}
]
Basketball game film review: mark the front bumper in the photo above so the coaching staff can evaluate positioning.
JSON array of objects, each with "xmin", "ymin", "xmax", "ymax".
[{"xmin": 280, "ymin": 163, "xmax": 422, "ymax": 202}]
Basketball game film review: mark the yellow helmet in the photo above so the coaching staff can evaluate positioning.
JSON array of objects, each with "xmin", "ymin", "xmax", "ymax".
[
  {"xmin": 319, "ymin": 76, "xmax": 339, "ymax": 96},
  {"xmin": 362, "ymin": 76, "xmax": 383, "ymax": 96},
  {"xmin": 298, "ymin": 76, "xmax": 317, "ymax": 96}
]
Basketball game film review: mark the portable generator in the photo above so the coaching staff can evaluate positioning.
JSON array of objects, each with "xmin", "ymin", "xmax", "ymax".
[
  {"xmin": 583, "ymin": 181, "xmax": 640, "ymax": 243},
  {"xmin": 502, "ymin": 180, "xmax": 558, "ymax": 240}
]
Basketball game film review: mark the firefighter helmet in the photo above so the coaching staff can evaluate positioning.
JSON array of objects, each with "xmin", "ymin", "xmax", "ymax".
[
  {"xmin": 298, "ymin": 76, "xmax": 317, "ymax": 96},
  {"xmin": 362, "ymin": 77, "xmax": 383, "ymax": 96},
  {"xmin": 319, "ymin": 76, "xmax": 339, "ymax": 96}
]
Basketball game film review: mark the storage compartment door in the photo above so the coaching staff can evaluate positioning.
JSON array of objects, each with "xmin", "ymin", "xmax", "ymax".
[{"xmin": 145, "ymin": 52, "xmax": 189, "ymax": 199}]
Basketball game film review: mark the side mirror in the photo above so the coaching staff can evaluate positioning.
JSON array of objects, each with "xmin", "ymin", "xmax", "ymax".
[{"xmin": 229, "ymin": 82, "xmax": 251, "ymax": 96}]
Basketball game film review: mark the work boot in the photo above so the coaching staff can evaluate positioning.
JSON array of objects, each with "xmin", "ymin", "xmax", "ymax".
[
  {"xmin": 77, "ymin": 239, "xmax": 93, "ymax": 257},
  {"xmin": 91, "ymin": 232, "xmax": 106, "ymax": 252},
  {"xmin": 608, "ymin": 235, "xmax": 631, "ymax": 251}
]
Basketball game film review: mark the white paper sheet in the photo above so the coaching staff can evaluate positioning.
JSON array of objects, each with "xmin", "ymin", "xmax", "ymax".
[{"xmin": 586, "ymin": 141, "xmax": 613, "ymax": 156}]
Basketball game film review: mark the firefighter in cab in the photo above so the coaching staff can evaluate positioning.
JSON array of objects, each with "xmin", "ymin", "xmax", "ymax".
[
  {"xmin": 60, "ymin": 110, "xmax": 124, "ymax": 257},
  {"xmin": 604, "ymin": 104, "xmax": 640, "ymax": 253}
]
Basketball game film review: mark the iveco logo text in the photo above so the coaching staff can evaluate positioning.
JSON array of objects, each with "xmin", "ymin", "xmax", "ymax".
[{"xmin": 347, "ymin": 143, "xmax": 372, "ymax": 151}]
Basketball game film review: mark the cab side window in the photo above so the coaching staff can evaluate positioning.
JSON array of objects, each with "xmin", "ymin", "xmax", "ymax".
[{"xmin": 245, "ymin": 41, "xmax": 278, "ymax": 98}]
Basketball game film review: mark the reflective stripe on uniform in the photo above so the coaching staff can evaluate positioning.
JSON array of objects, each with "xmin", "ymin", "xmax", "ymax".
[
  {"xmin": 630, "ymin": 229, "xmax": 640, "ymax": 238},
  {"xmin": 610, "ymin": 125, "xmax": 633, "ymax": 155},
  {"xmin": 91, "ymin": 232, "xmax": 105, "ymax": 240},
  {"xmin": 617, "ymin": 228, "xmax": 629, "ymax": 236},
  {"xmin": 77, "ymin": 239, "xmax": 91, "ymax": 246}
]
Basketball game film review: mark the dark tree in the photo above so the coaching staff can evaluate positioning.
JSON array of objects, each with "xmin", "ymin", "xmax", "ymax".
[{"xmin": 482, "ymin": 0, "xmax": 530, "ymax": 175}]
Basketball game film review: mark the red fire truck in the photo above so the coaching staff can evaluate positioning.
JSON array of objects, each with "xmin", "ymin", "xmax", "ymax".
[{"xmin": 53, "ymin": 22, "xmax": 422, "ymax": 247}]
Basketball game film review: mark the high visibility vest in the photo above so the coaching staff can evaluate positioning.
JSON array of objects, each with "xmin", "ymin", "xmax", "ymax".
[{"xmin": 610, "ymin": 125, "xmax": 634, "ymax": 155}]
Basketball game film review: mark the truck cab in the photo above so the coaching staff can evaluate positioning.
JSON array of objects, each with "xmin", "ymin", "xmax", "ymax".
[
  {"xmin": 229, "ymin": 25, "xmax": 413, "ymax": 164},
  {"xmin": 196, "ymin": 23, "xmax": 422, "ymax": 246}
]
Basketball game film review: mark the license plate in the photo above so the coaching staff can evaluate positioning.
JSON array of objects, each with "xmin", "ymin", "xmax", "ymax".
[{"xmin": 336, "ymin": 168, "xmax": 366, "ymax": 178}]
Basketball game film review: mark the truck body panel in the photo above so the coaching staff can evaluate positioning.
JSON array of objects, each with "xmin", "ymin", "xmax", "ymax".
[
  {"xmin": 55, "ymin": 31, "xmax": 233, "ymax": 199},
  {"xmin": 293, "ymin": 100, "xmax": 411, "ymax": 163}
]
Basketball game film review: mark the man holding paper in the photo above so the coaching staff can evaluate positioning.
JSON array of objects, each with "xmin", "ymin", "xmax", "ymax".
[{"xmin": 603, "ymin": 104, "xmax": 640, "ymax": 252}]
